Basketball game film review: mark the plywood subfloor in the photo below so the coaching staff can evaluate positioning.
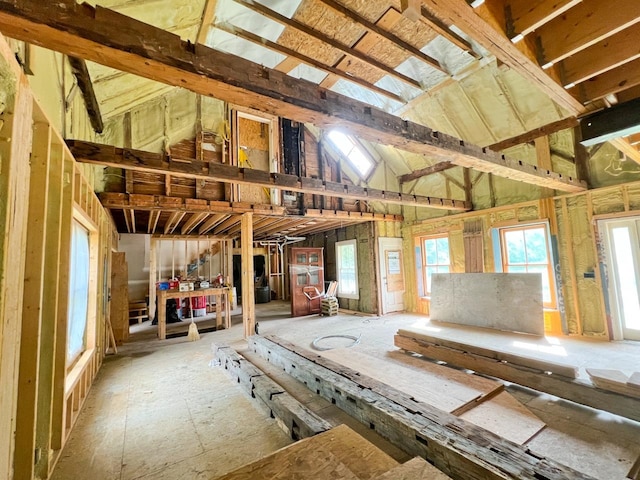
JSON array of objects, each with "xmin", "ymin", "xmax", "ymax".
[{"xmin": 215, "ymin": 424, "xmax": 398, "ymax": 480}]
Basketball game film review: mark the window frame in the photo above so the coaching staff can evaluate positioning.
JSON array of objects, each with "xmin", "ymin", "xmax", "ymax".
[
  {"xmin": 497, "ymin": 222, "xmax": 557, "ymax": 308},
  {"xmin": 326, "ymin": 130, "xmax": 375, "ymax": 180},
  {"xmin": 335, "ymin": 239, "xmax": 359, "ymax": 299},
  {"xmin": 418, "ymin": 234, "xmax": 451, "ymax": 297}
]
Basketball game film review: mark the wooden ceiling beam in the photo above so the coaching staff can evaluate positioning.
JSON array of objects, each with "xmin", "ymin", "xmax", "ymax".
[
  {"xmin": 420, "ymin": 0, "xmax": 585, "ymax": 114},
  {"xmin": 316, "ymin": 0, "xmax": 446, "ymax": 72},
  {"xmin": 559, "ymin": 23, "xmax": 640, "ymax": 88},
  {"xmin": 609, "ymin": 137, "xmax": 640, "ymax": 165},
  {"xmin": 504, "ymin": 0, "xmax": 582, "ymax": 42},
  {"xmin": 534, "ymin": 0, "xmax": 640, "ymax": 67},
  {"xmin": 70, "ymin": 141, "xmax": 470, "ymax": 210},
  {"xmin": 147, "ymin": 210, "xmax": 161, "ymax": 234},
  {"xmin": 211, "ymin": 215, "xmax": 241, "ymax": 236},
  {"xmin": 196, "ymin": 0, "xmax": 217, "ymax": 45},
  {"xmin": 573, "ymin": 57, "xmax": 640, "ymax": 104},
  {"xmin": 198, "ymin": 213, "xmax": 229, "ymax": 234},
  {"xmin": 181, "ymin": 212, "xmax": 209, "ymax": 235},
  {"xmin": 67, "ymin": 56, "xmax": 104, "ymax": 133},
  {"xmin": 164, "ymin": 211, "xmax": 185, "ymax": 234},
  {"xmin": 489, "ymin": 117, "xmax": 579, "ymax": 151},
  {"xmin": 214, "ymin": 23, "xmax": 404, "ymax": 103},
  {"xmin": 1, "ymin": 1, "xmax": 584, "ymax": 192},
  {"xmin": 419, "ymin": 6, "xmax": 479, "ymax": 57},
  {"xmin": 232, "ymin": 0, "xmax": 430, "ymax": 86},
  {"xmin": 399, "ymin": 161, "xmax": 456, "ymax": 183}
]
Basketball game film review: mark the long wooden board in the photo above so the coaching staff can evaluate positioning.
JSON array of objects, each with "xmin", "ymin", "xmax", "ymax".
[
  {"xmin": 215, "ymin": 424, "xmax": 398, "ymax": 480},
  {"xmin": 394, "ymin": 333, "xmax": 640, "ymax": 422},
  {"xmin": 0, "ymin": 1, "xmax": 586, "ymax": 193},
  {"xmin": 320, "ymin": 348, "xmax": 501, "ymax": 413},
  {"xmin": 398, "ymin": 327, "xmax": 579, "ymax": 378}
]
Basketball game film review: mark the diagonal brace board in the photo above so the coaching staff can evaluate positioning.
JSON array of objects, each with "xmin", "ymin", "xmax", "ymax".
[
  {"xmin": 68, "ymin": 140, "xmax": 469, "ymax": 210},
  {"xmin": 0, "ymin": 0, "xmax": 587, "ymax": 193}
]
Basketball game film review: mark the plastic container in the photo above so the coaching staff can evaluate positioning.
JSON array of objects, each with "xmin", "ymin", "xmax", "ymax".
[{"xmin": 191, "ymin": 296, "xmax": 207, "ymax": 317}]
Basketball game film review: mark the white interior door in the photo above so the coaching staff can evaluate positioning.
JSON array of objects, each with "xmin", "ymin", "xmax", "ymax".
[
  {"xmin": 602, "ymin": 218, "xmax": 640, "ymax": 341},
  {"xmin": 378, "ymin": 237, "xmax": 404, "ymax": 314}
]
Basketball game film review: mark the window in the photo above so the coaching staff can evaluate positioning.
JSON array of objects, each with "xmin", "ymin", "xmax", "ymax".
[
  {"xmin": 499, "ymin": 224, "xmax": 555, "ymax": 307},
  {"xmin": 67, "ymin": 220, "xmax": 91, "ymax": 365},
  {"xmin": 336, "ymin": 239, "xmax": 358, "ymax": 299},
  {"xmin": 417, "ymin": 235, "xmax": 450, "ymax": 296},
  {"xmin": 327, "ymin": 130, "xmax": 374, "ymax": 178}
]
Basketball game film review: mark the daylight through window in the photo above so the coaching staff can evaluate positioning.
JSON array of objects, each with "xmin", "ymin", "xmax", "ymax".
[{"xmin": 327, "ymin": 130, "xmax": 374, "ymax": 178}]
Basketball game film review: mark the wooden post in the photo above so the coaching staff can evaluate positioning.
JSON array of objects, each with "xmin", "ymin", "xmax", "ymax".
[
  {"xmin": 149, "ymin": 237, "xmax": 157, "ymax": 323},
  {"xmin": 226, "ymin": 239, "xmax": 234, "ymax": 293},
  {"xmin": 0, "ymin": 75, "xmax": 33, "ymax": 480},
  {"xmin": 241, "ymin": 213, "xmax": 255, "ymax": 337},
  {"xmin": 14, "ymin": 120, "xmax": 49, "ymax": 480}
]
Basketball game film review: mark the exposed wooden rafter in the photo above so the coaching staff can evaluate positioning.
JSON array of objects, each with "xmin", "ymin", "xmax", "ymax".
[
  {"xmin": 609, "ymin": 137, "xmax": 640, "ymax": 165},
  {"xmin": 214, "ymin": 23, "xmax": 404, "ymax": 103},
  {"xmin": 504, "ymin": 0, "xmax": 582, "ymax": 42},
  {"xmin": 67, "ymin": 56, "xmax": 103, "ymax": 133},
  {"xmin": 70, "ymin": 141, "xmax": 469, "ymax": 210},
  {"xmin": 196, "ymin": 0, "xmax": 217, "ymax": 44},
  {"xmin": 0, "ymin": 1, "xmax": 585, "ymax": 192},
  {"xmin": 398, "ymin": 161, "xmax": 456, "ymax": 183},
  {"xmin": 489, "ymin": 117, "xmax": 579, "ymax": 151},
  {"xmin": 230, "ymin": 0, "xmax": 433, "ymax": 86},
  {"xmin": 316, "ymin": 0, "xmax": 446, "ymax": 72},
  {"xmin": 419, "ymin": 6, "xmax": 479, "ymax": 57}
]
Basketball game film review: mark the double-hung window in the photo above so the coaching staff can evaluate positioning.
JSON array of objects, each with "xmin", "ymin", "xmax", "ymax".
[
  {"xmin": 336, "ymin": 239, "xmax": 358, "ymax": 299},
  {"xmin": 417, "ymin": 235, "xmax": 450, "ymax": 296}
]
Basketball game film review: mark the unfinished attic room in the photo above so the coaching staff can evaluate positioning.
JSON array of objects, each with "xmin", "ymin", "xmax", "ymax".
[{"xmin": 3, "ymin": 0, "xmax": 640, "ymax": 479}]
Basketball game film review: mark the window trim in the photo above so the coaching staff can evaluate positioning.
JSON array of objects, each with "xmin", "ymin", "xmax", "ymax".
[
  {"xmin": 496, "ymin": 221, "xmax": 557, "ymax": 308},
  {"xmin": 418, "ymin": 233, "xmax": 451, "ymax": 297},
  {"xmin": 335, "ymin": 239, "xmax": 359, "ymax": 300}
]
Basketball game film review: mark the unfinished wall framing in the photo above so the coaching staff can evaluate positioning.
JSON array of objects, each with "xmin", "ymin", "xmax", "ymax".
[{"xmin": 0, "ymin": 35, "xmax": 116, "ymax": 480}]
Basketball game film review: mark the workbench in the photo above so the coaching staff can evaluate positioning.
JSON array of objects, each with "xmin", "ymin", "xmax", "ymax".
[{"xmin": 156, "ymin": 287, "xmax": 231, "ymax": 340}]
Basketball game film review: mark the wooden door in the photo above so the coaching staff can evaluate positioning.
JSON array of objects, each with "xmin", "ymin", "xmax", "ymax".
[
  {"xmin": 378, "ymin": 238, "xmax": 405, "ymax": 314},
  {"xmin": 110, "ymin": 252, "xmax": 129, "ymax": 344},
  {"xmin": 290, "ymin": 247, "xmax": 324, "ymax": 316}
]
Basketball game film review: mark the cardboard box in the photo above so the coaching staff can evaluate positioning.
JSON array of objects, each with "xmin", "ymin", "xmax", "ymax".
[{"xmin": 179, "ymin": 282, "xmax": 190, "ymax": 292}]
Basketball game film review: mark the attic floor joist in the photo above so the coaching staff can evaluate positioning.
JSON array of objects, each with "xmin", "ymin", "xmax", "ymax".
[
  {"xmin": 70, "ymin": 141, "xmax": 469, "ymax": 210},
  {"xmin": 0, "ymin": 1, "xmax": 586, "ymax": 194},
  {"xmin": 100, "ymin": 193, "xmax": 400, "ymax": 239}
]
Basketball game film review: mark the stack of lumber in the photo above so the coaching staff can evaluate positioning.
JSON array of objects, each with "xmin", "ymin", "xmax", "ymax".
[
  {"xmin": 394, "ymin": 328, "xmax": 640, "ymax": 423},
  {"xmin": 586, "ymin": 369, "xmax": 640, "ymax": 399},
  {"xmin": 214, "ymin": 424, "xmax": 451, "ymax": 480},
  {"xmin": 321, "ymin": 297, "xmax": 339, "ymax": 316}
]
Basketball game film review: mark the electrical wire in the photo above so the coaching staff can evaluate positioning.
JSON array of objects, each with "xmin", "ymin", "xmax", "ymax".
[{"xmin": 311, "ymin": 334, "xmax": 361, "ymax": 351}]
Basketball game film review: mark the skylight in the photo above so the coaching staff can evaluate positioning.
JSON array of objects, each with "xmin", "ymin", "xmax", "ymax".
[{"xmin": 327, "ymin": 130, "xmax": 374, "ymax": 178}]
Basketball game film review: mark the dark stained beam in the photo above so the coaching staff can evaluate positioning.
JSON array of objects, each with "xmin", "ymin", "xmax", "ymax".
[
  {"xmin": 71, "ymin": 141, "xmax": 469, "ymax": 210},
  {"xmin": 67, "ymin": 56, "xmax": 103, "ymax": 133},
  {"xmin": 489, "ymin": 117, "xmax": 579, "ymax": 151},
  {"xmin": 0, "ymin": 1, "xmax": 585, "ymax": 192},
  {"xmin": 399, "ymin": 161, "xmax": 456, "ymax": 183},
  {"xmin": 580, "ymin": 97, "xmax": 640, "ymax": 147}
]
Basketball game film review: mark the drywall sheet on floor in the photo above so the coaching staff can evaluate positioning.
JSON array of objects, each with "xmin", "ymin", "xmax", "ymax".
[{"xmin": 430, "ymin": 273, "xmax": 544, "ymax": 335}]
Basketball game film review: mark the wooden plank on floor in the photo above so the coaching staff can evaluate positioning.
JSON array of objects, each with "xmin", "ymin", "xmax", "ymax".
[
  {"xmin": 319, "ymin": 348, "xmax": 502, "ymax": 413},
  {"xmin": 398, "ymin": 327, "xmax": 579, "ymax": 378},
  {"xmin": 586, "ymin": 369, "xmax": 639, "ymax": 399},
  {"xmin": 374, "ymin": 457, "xmax": 452, "ymax": 480},
  {"xmin": 458, "ymin": 391, "xmax": 545, "ymax": 445},
  {"xmin": 394, "ymin": 334, "xmax": 640, "ymax": 423},
  {"xmin": 216, "ymin": 424, "xmax": 398, "ymax": 480}
]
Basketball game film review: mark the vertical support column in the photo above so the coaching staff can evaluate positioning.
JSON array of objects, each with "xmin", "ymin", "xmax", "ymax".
[
  {"xmin": 226, "ymin": 239, "xmax": 234, "ymax": 293},
  {"xmin": 573, "ymin": 127, "xmax": 591, "ymax": 188},
  {"xmin": 34, "ymin": 137, "xmax": 64, "ymax": 478},
  {"xmin": 0, "ymin": 76, "xmax": 33, "ymax": 480},
  {"xmin": 51, "ymin": 153, "xmax": 74, "ymax": 451},
  {"xmin": 14, "ymin": 120, "xmax": 49, "ymax": 480},
  {"xmin": 241, "ymin": 213, "xmax": 255, "ymax": 338},
  {"xmin": 535, "ymin": 135, "xmax": 555, "ymax": 198},
  {"xmin": 149, "ymin": 237, "xmax": 157, "ymax": 324}
]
